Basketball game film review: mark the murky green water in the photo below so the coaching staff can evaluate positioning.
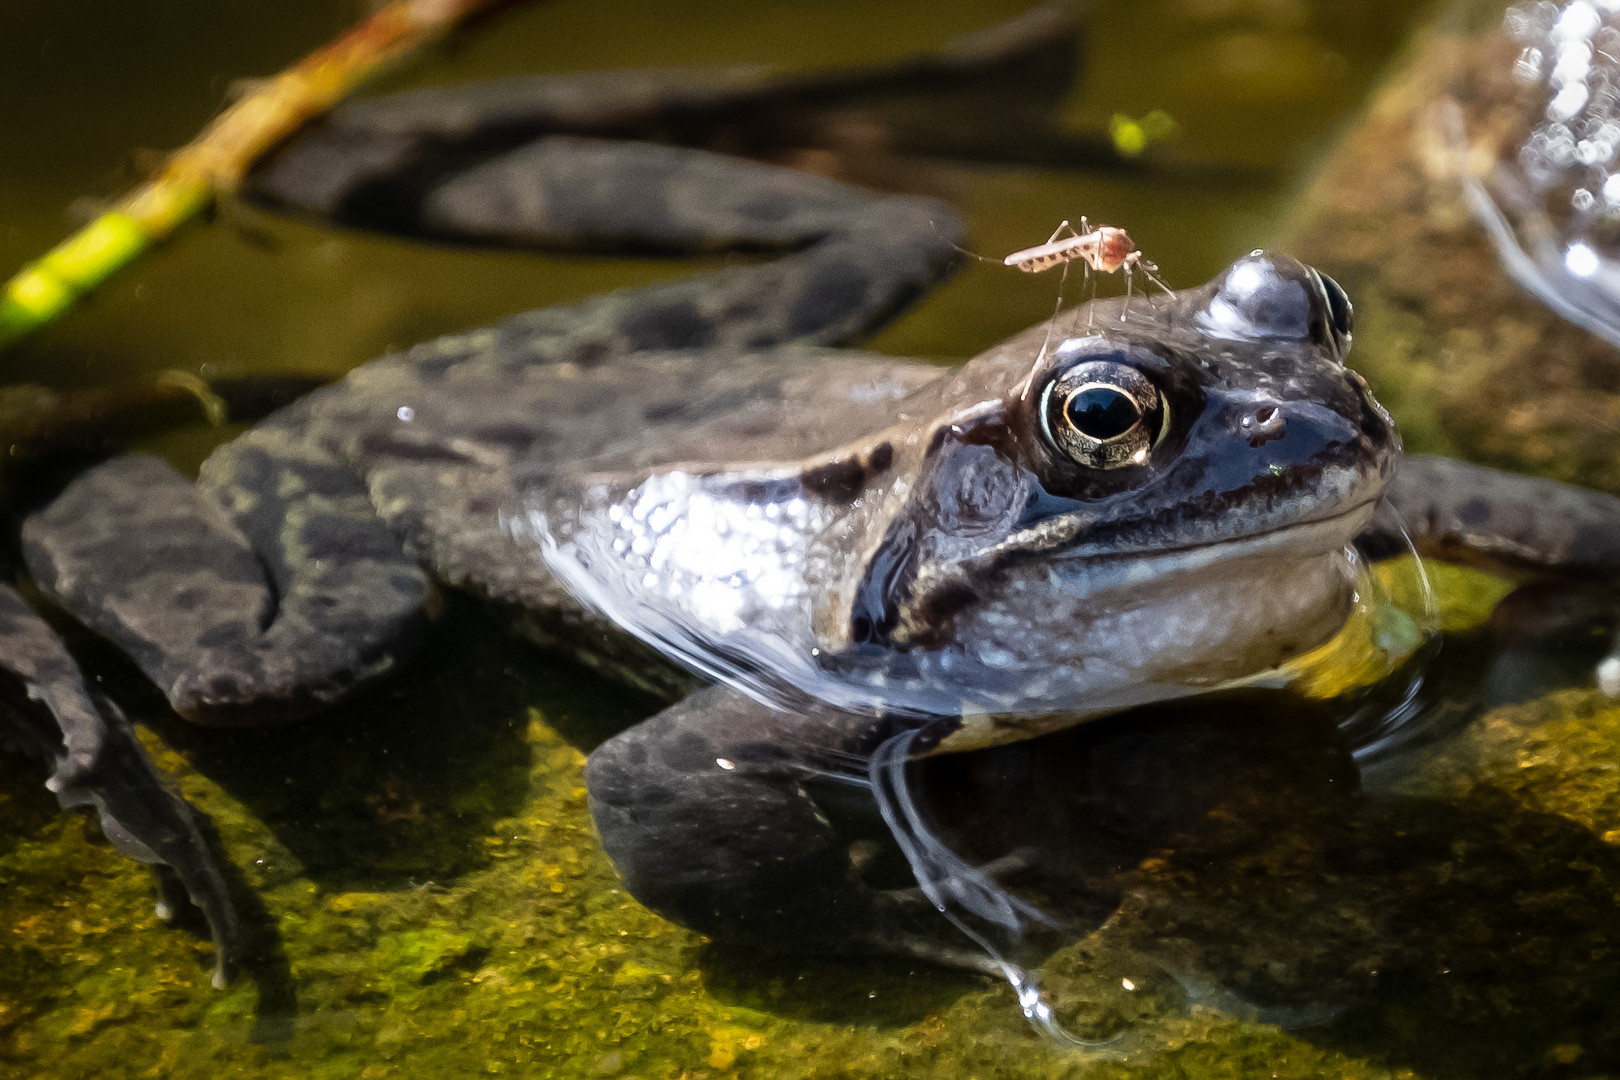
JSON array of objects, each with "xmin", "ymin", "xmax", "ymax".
[{"xmin": 12, "ymin": 0, "xmax": 1620, "ymax": 1077}]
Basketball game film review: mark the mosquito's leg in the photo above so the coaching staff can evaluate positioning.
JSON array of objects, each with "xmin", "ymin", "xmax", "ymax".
[
  {"xmin": 952, "ymin": 242, "xmax": 1003, "ymax": 266},
  {"xmin": 1045, "ymin": 260, "xmax": 1072, "ymax": 353},
  {"xmin": 1083, "ymin": 263, "xmax": 1097, "ymax": 330},
  {"xmin": 1023, "ymin": 261, "xmax": 1073, "ymax": 401},
  {"xmin": 1050, "ymin": 219, "xmax": 1088, "ymax": 245},
  {"xmin": 1138, "ymin": 256, "xmax": 1174, "ymax": 296}
]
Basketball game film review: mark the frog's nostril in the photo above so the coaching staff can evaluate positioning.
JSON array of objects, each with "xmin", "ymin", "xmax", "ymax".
[{"xmin": 1240, "ymin": 405, "xmax": 1286, "ymax": 445}]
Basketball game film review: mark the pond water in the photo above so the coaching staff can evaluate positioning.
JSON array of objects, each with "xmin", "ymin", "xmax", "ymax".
[{"xmin": 7, "ymin": 0, "xmax": 1620, "ymax": 1077}]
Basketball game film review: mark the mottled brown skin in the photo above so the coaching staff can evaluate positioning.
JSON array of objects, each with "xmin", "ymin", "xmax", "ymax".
[{"xmin": 7, "ymin": 9, "xmax": 1620, "ymax": 984}]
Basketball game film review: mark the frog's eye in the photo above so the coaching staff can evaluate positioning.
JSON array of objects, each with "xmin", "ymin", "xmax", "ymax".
[
  {"xmin": 1039, "ymin": 360, "xmax": 1166, "ymax": 469},
  {"xmin": 1198, "ymin": 252, "xmax": 1354, "ymax": 362},
  {"xmin": 1312, "ymin": 268, "xmax": 1354, "ymax": 357}
]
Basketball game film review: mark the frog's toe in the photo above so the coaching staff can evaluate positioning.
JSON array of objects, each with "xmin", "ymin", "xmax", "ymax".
[
  {"xmin": 870, "ymin": 728, "xmax": 1058, "ymax": 937},
  {"xmin": 874, "ymin": 847, "xmax": 1041, "ymax": 912},
  {"xmin": 57, "ymin": 714, "xmax": 243, "ymax": 989},
  {"xmin": 0, "ymin": 584, "xmax": 241, "ymax": 986}
]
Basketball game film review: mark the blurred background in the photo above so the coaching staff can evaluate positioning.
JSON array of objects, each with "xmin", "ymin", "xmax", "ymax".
[{"xmin": 0, "ymin": 0, "xmax": 1430, "ymax": 403}]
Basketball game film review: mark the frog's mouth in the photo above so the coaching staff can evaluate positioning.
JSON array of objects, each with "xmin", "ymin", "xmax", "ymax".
[
  {"xmin": 1079, "ymin": 495, "xmax": 1384, "ymax": 582},
  {"xmin": 997, "ymin": 458, "xmax": 1391, "ymax": 569}
]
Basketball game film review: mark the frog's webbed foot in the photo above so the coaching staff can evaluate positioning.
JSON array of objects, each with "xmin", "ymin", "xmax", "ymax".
[
  {"xmin": 0, "ymin": 584, "xmax": 240, "ymax": 986},
  {"xmin": 252, "ymin": 125, "xmax": 964, "ymax": 363},
  {"xmin": 1366, "ymin": 454, "xmax": 1620, "ymax": 696},
  {"xmin": 22, "ymin": 423, "xmax": 436, "ymax": 724},
  {"xmin": 231, "ymin": 13, "xmax": 1137, "ymax": 366},
  {"xmin": 586, "ymin": 684, "xmax": 1062, "ymax": 997}
]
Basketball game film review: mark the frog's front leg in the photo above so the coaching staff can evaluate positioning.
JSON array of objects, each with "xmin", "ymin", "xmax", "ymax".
[
  {"xmin": 1370, "ymin": 454, "xmax": 1620, "ymax": 691},
  {"xmin": 587, "ymin": 686, "xmax": 942, "ymax": 949},
  {"xmin": 22, "ymin": 407, "xmax": 436, "ymax": 723}
]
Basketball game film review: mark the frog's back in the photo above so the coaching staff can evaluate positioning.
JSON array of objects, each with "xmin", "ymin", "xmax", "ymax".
[{"xmin": 315, "ymin": 340, "xmax": 942, "ymax": 481}]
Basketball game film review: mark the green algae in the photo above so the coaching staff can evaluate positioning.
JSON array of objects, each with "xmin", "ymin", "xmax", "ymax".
[{"xmin": 1400, "ymin": 688, "xmax": 1620, "ymax": 841}]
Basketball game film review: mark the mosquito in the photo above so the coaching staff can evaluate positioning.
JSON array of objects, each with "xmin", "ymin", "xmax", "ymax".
[{"xmin": 1002, "ymin": 217, "xmax": 1170, "ymax": 297}]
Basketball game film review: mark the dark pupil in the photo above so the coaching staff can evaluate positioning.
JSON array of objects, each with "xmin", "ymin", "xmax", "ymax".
[{"xmin": 1066, "ymin": 386, "xmax": 1140, "ymax": 440}]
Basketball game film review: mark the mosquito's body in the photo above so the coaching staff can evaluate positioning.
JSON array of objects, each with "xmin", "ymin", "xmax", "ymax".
[
  {"xmin": 1003, "ymin": 219, "xmax": 1142, "ymax": 276},
  {"xmin": 1002, "ymin": 217, "xmax": 1171, "ymax": 311}
]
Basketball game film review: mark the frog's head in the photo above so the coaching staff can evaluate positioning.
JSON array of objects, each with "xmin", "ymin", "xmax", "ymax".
[
  {"xmin": 820, "ymin": 251, "xmax": 1398, "ymax": 722},
  {"xmin": 537, "ymin": 251, "xmax": 1399, "ymax": 724}
]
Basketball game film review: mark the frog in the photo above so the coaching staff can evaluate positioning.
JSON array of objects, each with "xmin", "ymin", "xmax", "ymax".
[{"xmin": 6, "ymin": 5, "xmax": 1620, "ymax": 994}]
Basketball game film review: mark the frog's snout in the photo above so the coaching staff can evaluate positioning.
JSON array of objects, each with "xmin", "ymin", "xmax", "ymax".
[
  {"xmin": 1197, "ymin": 251, "xmax": 1354, "ymax": 361},
  {"xmin": 1202, "ymin": 390, "xmax": 1381, "ymax": 482}
]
